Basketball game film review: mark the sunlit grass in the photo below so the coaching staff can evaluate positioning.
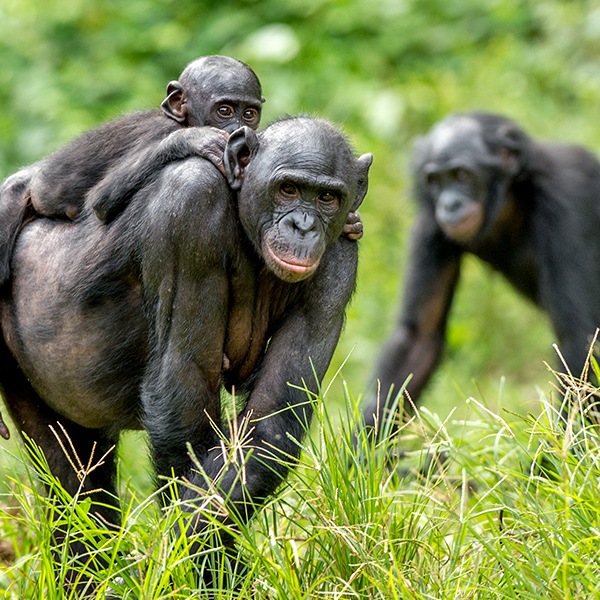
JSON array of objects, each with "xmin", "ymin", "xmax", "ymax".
[{"xmin": 0, "ymin": 361, "xmax": 599, "ymax": 598}]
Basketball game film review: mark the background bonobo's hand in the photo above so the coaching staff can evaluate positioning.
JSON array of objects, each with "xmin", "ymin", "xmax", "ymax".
[{"xmin": 342, "ymin": 210, "xmax": 363, "ymax": 240}]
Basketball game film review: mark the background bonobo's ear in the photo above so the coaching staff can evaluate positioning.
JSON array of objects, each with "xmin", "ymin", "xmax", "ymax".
[
  {"xmin": 161, "ymin": 81, "xmax": 187, "ymax": 123},
  {"xmin": 224, "ymin": 126, "xmax": 259, "ymax": 190},
  {"xmin": 497, "ymin": 123, "xmax": 529, "ymax": 177},
  {"xmin": 351, "ymin": 153, "xmax": 373, "ymax": 211}
]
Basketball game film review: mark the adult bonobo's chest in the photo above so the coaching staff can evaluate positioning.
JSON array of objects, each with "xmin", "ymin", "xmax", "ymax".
[{"xmin": 223, "ymin": 254, "xmax": 305, "ymax": 390}]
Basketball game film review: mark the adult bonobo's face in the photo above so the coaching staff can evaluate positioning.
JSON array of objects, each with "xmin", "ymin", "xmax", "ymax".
[
  {"xmin": 225, "ymin": 117, "xmax": 372, "ymax": 282},
  {"xmin": 161, "ymin": 55, "xmax": 265, "ymax": 133},
  {"xmin": 417, "ymin": 115, "xmax": 524, "ymax": 244}
]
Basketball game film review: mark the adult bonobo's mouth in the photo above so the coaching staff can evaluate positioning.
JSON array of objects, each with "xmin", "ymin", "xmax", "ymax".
[{"xmin": 263, "ymin": 239, "xmax": 321, "ymax": 282}]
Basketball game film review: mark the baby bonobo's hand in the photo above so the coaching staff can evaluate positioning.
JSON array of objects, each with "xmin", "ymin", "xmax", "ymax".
[
  {"xmin": 342, "ymin": 210, "xmax": 363, "ymax": 240},
  {"xmin": 171, "ymin": 127, "xmax": 229, "ymax": 176}
]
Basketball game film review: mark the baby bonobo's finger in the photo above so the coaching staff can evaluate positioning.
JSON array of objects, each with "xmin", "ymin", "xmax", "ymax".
[{"xmin": 197, "ymin": 128, "xmax": 229, "ymax": 176}]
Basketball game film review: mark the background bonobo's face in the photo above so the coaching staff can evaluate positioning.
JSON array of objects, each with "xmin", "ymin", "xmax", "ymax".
[
  {"xmin": 418, "ymin": 117, "xmax": 494, "ymax": 243},
  {"xmin": 227, "ymin": 118, "xmax": 371, "ymax": 283}
]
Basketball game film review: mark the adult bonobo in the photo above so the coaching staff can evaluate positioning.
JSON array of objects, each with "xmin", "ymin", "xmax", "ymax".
[
  {"xmin": 365, "ymin": 111, "xmax": 600, "ymax": 435},
  {"xmin": 0, "ymin": 116, "xmax": 372, "ymax": 586}
]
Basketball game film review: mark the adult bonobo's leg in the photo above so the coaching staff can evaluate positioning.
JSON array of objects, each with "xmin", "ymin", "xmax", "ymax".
[{"xmin": 0, "ymin": 339, "xmax": 119, "ymax": 589}]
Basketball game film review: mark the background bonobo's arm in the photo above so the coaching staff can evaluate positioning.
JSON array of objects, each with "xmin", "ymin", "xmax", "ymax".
[
  {"xmin": 363, "ymin": 212, "xmax": 462, "ymax": 434},
  {"xmin": 89, "ymin": 127, "xmax": 229, "ymax": 222},
  {"xmin": 181, "ymin": 239, "xmax": 358, "ymax": 526}
]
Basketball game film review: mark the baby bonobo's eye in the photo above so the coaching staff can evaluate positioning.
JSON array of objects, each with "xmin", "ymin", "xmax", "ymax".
[
  {"xmin": 243, "ymin": 108, "xmax": 260, "ymax": 126},
  {"xmin": 217, "ymin": 105, "xmax": 234, "ymax": 118}
]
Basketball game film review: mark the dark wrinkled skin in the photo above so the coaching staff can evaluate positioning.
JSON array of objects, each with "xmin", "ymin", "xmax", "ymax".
[
  {"xmin": 365, "ymin": 111, "xmax": 600, "ymax": 437},
  {"xmin": 0, "ymin": 116, "xmax": 372, "ymax": 591}
]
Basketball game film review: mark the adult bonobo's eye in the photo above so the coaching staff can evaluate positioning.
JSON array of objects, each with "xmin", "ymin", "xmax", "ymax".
[
  {"xmin": 318, "ymin": 191, "xmax": 339, "ymax": 206},
  {"xmin": 217, "ymin": 105, "xmax": 234, "ymax": 118},
  {"xmin": 242, "ymin": 108, "xmax": 260, "ymax": 126},
  {"xmin": 279, "ymin": 183, "xmax": 300, "ymax": 198}
]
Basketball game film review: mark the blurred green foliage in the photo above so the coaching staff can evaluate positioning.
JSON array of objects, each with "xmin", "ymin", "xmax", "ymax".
[{"xmin": 1, "ymin": 0, "xmax": 600, "ymax": 417}]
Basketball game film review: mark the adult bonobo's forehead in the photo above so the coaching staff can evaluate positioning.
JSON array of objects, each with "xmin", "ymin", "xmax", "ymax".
[
  {"xmin": 179, "ymin": 55, "xmax": 264, "ymax": 103},
  {"xmin": 424, "ymin": 116, "xmax": 488, "ymax": 163},
  {"xmin": 255, "ymin": 117, "xmax": 358, "ymax": 193}
]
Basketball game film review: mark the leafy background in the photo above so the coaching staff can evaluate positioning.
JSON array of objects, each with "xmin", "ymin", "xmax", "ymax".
[{"xmin": 1, "ymin": 0, "xmax": 600, "ymax": 423}]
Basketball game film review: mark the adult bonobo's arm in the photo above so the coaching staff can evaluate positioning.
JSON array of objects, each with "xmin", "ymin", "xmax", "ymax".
[
  {"xmin": 89, "ymin": 127, "xmax": 229, "ymax": 222},
  {"xmin": 177, "ymin": 123, "xmax": 371, "ymax": 526},
  {"xmin": 364, "ymin": 212, "xmax": 462, "ymax": 435},
  {"xmin": 185, "ymin": 239, "xmax": 359, "ymax": 524}
]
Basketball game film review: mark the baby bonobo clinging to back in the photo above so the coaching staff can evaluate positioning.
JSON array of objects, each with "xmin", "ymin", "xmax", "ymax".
[
  {"xmin": 29, "ymin": 55, "xmax": 266, "ymax": 222},
  {"xmin": 0, "ymin": 55, "xmax": 265, "ymax": 289}
]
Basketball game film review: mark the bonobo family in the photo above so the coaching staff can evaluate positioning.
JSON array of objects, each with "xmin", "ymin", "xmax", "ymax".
[{"xmin": 0, "ymin": 52, "xmax": 599, "ymax": 590}]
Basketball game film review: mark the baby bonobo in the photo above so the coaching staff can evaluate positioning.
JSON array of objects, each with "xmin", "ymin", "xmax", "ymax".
[
  {"xmin": 28, "ymin": 55, "xmax": 266, "ymax": 222},
  {"xmin": 0, "ymin": 55, "xmax": 265, "ymax": 291}
]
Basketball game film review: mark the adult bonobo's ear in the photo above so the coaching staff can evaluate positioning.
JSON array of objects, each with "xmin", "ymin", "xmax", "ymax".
[
  {"xmin": 224, "ymin": 126, "xmax": 260, "ymax": 190},
  {"xmin": 161, "ymin": 81, "xmax": 187, "ymax": 123},
  {"xmin": 497, "ymin": 123, "xmax": 529, "ymax": 178},
  {"xmin": 351, "ymin": 153, "xmax": 373, "ymax": 211}
]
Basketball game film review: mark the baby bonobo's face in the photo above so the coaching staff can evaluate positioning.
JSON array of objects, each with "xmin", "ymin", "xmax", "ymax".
[
  {"xmin": 203, "ymin": 93, "xmax": 262, "ymax": 133},
  {"xmin": 183, "ymin": 57, "xmax": 265, "ymax": 133}
]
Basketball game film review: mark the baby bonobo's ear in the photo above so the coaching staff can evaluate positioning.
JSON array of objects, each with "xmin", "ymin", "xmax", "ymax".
[
  {"xmin": 351, "ymin": 153, "xmax": 373, "ymax": 211},
  {"xmin": 161, "ymin": 81, "xmax": 187, "ymax": 123},
  {"xmin": 224, "ymin": 127, "xmax": 259, "ymax": 191}
]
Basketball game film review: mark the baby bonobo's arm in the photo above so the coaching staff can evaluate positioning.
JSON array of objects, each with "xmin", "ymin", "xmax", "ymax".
[{"xmin": 90, "ymin": 127, "xmax": 228, "ymax": 222}]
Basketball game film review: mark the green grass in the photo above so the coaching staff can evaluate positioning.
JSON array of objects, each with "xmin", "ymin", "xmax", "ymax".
[{"xmin": 0, "ymin": 362, "xmax": 599, "ymax": 599}]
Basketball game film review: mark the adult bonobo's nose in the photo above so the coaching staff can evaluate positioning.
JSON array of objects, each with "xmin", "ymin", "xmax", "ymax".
[{"xmin": 283, "ymin": 211, "xmax": 318, "ymax": 236}]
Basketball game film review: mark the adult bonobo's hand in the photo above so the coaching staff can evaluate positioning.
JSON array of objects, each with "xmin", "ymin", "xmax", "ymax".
[
  {"xmin": 342, "ymin": 211, "xmax": 363, "ymax": 240},
  {"xmin": 90, "ymin": 126, "xmax": 230, "ymax": 222}
]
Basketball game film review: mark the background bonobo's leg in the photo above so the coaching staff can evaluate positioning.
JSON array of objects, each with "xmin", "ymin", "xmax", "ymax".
[
  {"xmin": 0, "ymin": 341, "xmax": 120, "ymax": 589},
  {"xmin": 364, "ymin": 214, "xmax": 462, "ymax": 439}
]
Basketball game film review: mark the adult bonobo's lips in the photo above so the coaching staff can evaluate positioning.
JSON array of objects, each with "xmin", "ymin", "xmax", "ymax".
[{"xmin": 264, "ymin": 240, "xmax": 321, "ymax": 277}]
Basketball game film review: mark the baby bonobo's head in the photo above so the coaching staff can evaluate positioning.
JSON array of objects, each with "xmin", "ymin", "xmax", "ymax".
[{"xmin": 161, "ymin": 55, "xmax": 265, "ymax": 133}]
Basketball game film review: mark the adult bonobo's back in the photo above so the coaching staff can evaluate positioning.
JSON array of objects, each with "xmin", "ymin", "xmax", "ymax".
[
  {"xmin": 364, "ymin": 111, "xmax": 600, "ymax": 437},
  {"xmin": 0, "ymin": 115, "xmax": 372, "ymax": 591}
]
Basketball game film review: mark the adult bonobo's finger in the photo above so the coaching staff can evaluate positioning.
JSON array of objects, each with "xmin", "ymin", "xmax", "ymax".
[{"xmin": 342, "ymin": 211, "xmax": 364, "ymax": 240}]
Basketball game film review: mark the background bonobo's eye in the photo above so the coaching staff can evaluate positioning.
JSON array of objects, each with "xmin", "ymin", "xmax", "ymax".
[
  {"xmin": 217, "ymin": 105, "xmax": 234, "ymax": 118},
  {"xmin": 453, "ymin": 168, "xmax": 470, "ymax": 183},
  {"xmin": 243, "ymin": 108, "xmax": 260, "ymax": 126},
  {"xmin": 279, "ymin": 183, "xmax": 300, "ymax": 199},
  {"xmin": 425, "ymin": 172, "xmax": 441, "ymax": 186}
]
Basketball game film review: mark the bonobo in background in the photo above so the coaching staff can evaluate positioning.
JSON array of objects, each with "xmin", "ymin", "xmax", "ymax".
[
  {"xmin": 0, "ymin": 55, "xmax": 265, "ymax": 286},
  {"xmin": 0, "ymin": 115, "xmax": 371, "ymax": 590},
  {"xmin": 365, "ymin": 111, "xmax": 600, "ymax": 435}
]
